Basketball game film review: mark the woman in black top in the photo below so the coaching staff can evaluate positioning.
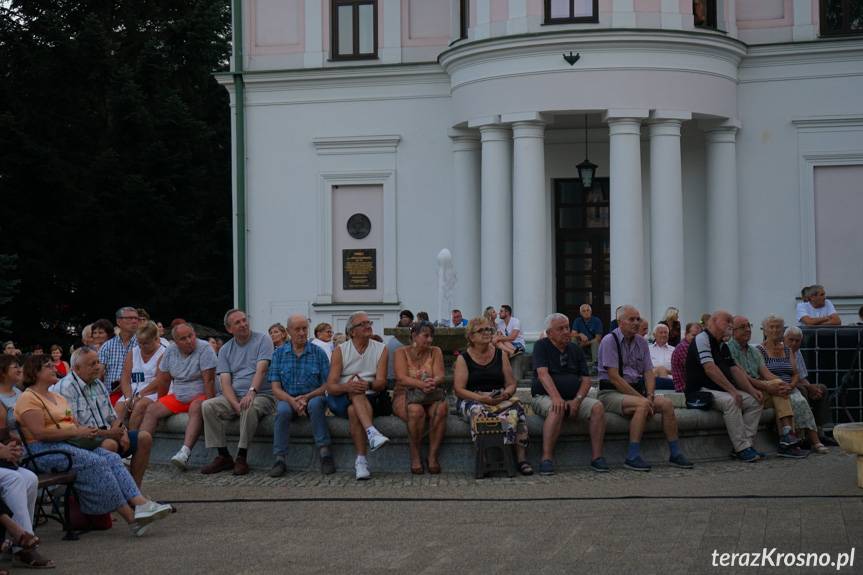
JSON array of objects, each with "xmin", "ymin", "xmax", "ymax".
[{"xmin": 453, "ymin": 317, "xmax": 532, "ymax": 475}]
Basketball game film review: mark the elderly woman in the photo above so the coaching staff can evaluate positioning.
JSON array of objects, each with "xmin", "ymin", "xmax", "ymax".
[
  {"xmin": 392, "ymin": 321, "xmax": 447, "ymax": 474},
  {"xmin": 116, "ymin": 322, "xmax": 166, "ymax": 429},
  {"xmin": 14, "ymin": 355, "xmax": 172, "ymax": 537},
  {"xmin": 659, "ymin": 307, "xmax": 681, "ymax": 347},
  {"xmin": 0, "ymin": 356, "xmax": 46, "ymax": 568},
  {"xmin": 756, "ymin": 314, "xmax": 824, "ymax": 455},
  {"xmin": 268, "ymin": 323, "xmax": 288, "ymax": 349},
  {"xmin": 782, "ymin": 326, "xmax": 836, "ymax": 450},
  {"xmin": 454, "ymin": 316, "xmax": 532, "ymax": 475},
  {"xmin": 311, "ymin": 323, "xmax": 334, "ymax": 360}
]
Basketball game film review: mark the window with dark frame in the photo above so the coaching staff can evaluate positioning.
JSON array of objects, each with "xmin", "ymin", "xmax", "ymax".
[
  {"xmin": 331, "ymin": 0, "xmax": 378, "ymax": 60},
  {"xmin": 820, "ymin": 0, "xmax": 863, "ymax": 35},
  {"xmin": 693, "ymin": 0, "xmax": 718, "ymax": 29},
  {"xmin": 544, "ymin": 0, "xmax": 599, "ymax": 24}
]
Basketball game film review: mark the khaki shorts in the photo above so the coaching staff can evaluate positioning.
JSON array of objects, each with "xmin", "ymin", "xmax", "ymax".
[
  {"xmin": 597, "ymin": 390, "xmax": 630, "ymax": 416},
  {"xmin": 532, "ymin": 394, "xmax": 597, "ymax": 421}
]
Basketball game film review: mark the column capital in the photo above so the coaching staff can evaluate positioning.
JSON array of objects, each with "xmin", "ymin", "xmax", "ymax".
[
  {"xmin": 510, "ymin": 120, "xmax": 547, "ymax": 139},
  {"xmin": 448, "ymin": 128, "xmax": 481, "ymax": 149},
  {"xmin": 698, "ymin": 118, "xmax": 742, "ymax": 138},
  {"xmin": 477, "ymin": 124, "xmax": 512, "ymax": 142}
]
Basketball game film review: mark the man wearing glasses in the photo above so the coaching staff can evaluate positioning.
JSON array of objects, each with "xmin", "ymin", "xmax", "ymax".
[
  {"xmin": 326, "ymin": 311, "xmax": 389, "ymax": 480},
  {"xmin": 532, "ymin": 313, "xmax": 608, "ymax": 475},
  {"xmin": 99, "ymin": 306, "xmax": 140, "ymax": 390}
]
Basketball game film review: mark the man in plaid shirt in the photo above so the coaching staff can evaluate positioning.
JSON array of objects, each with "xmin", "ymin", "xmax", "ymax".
[
  {"xmin": 55, "ymin": 347, "xmax": 153, "ymax": 487},
  {"xmin": 267, "ymin": 315, "xmax": 332, "ymax": 478},
  {"xmin": 98, "ymin": 306, "xmax": 140, "ymax": 388},
  {"xmin": 670, "ymin": 322, "xmax": 702, "ymax": 392}
]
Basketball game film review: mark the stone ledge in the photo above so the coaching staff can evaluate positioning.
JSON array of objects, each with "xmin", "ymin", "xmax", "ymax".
[{"xmin": 151, "ymin": 405, "xmax": 778, "ymax": 474}]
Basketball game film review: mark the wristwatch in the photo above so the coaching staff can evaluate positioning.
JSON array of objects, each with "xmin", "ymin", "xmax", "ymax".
[
  {"xmin": 367, "ymin": 381, "xmax": 373, "ymax": 391},
  {"xmin": 575, "ymin": 394, "xmax": 584, "ymax": 401},
  {"xmin": 249, "ymin": 388, "xmax": 257, "ymax": 394}
]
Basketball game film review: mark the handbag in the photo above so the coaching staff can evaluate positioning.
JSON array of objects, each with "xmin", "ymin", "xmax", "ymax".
[
  {"xmin": 68, "ymin": 493, "xmax": 112, "ymax": 531},
  {"xmin": 373, "ymin": 389, "xmax": 393, "ymax": 417},
  {"xmin": 26, "ymin": 389, "xmax": 101, "ymax": 450},
  {"xmin": 481, "ymin": 396, "xmax": 521, "ymax": 414},
  {"xmin": 405, "ymin": 386, "xmax": 446, "ymax": 405},
  {"xmin": 685, "ymin": 391, "xmax": 714, "ymax": 410}
]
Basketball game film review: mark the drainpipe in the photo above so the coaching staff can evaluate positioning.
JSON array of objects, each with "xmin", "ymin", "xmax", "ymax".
[{"xmin": 232, "ymin": 0, "xmax": 247, "ymax": 310}]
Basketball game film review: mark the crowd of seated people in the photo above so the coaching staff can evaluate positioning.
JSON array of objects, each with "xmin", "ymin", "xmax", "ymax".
[{"xmin": 0, "ymin": 288, "xmax": 856, "ymax": 564}]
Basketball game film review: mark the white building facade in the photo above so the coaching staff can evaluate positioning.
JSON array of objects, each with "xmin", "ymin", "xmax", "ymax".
[{"xmin": 219, "ymin": 0, "xmax": 863, "ymax": 340}]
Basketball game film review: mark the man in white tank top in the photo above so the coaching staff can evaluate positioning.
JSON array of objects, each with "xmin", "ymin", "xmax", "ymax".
[{"xmin": 325, "ymin": 312, "xmax": 389, "ymax": 480}]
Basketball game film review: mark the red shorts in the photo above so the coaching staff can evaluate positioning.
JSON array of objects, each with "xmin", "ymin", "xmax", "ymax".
[{"xmin": 157, "ymin": 394, "xmax": 206, "ymax": 414}]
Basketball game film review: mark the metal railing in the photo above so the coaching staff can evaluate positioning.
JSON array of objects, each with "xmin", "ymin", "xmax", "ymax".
[{"xmin": 800, "ymin": 326, "xmax": 863, "ymax": 425}]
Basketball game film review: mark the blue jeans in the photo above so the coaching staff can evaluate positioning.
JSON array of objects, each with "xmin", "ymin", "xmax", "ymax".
[{"xmin": 273, "ymin": 395, "xmax": 331, "ymax": 456}]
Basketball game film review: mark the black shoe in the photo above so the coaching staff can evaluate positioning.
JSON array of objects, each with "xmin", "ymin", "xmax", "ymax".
[
  {"xmin": 321, "ymin": 455, "xmax": 336, "ymax": 475},
  {"xmin": 820, "ymin": 435, "xmax": 839, "ymax": 447}
]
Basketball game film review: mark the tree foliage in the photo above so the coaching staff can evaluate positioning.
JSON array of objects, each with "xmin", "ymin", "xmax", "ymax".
[{"xmin": 0, "ymin": 0, "xmax": 233, "ymax": 347}]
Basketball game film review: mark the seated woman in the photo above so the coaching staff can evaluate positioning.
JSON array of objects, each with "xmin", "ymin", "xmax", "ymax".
[
  {"xmin": 483, "ymin": 306, "xmax": 515, "ymax": 357},
  {"xmin": 659, "ymin": 307, "xmax": 681, "ymax": 347},
  {"xmin": 268, "ymin": 323, "xmax": 288, "ymax": 349},
  {"xmin": 14, "ymin": 355, "xmax": 173, "ymax": 537},
  {"xmin": 0, "ymin": 356, "xmax": 46, "ymax": 567},
  {"xmin": 49, "ymin": 345, "xmax": 70, "ymax": 378},
  {"xmin": 454, "ymin": 317, "xmax": 532, "ymax": 475},
  {"xmin": 116, "ymin": 322, "xmax": 166, "ymax": 429},
  {"xmin": 756, "ymin": 314, "xmax": 824, "ymax": 455},
  {"xmin": 90, "ymin": 318, "xmax": 114, "ymax": 351},
  {"xmin": 392, "ymin": 321, "xmax": 448, "ymax": 475}
]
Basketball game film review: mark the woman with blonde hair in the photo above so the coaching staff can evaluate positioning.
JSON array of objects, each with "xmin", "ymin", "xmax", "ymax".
[
  {"xmin": 483, "ymin": 306, "xmax": 515, "ymax": 357},
  {"xmin": 659, "ymin": 307, "xmax": 681, "ymax": 347}
]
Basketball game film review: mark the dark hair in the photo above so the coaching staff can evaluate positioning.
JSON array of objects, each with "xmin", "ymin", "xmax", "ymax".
[
  {"xmin": 416, "ymin": 311, "xmax": 429, "ymax": 322},
  {"xmin": 22, "ymin": 354, "xmax": 52, "ymax": 389},
  {"xmin": 92, "ymin": 318, "xmax": 114, "ymax": 335},
  {"xmin": 501, "ymin": 304, "xmax": 512, "ymax": 314},
  {"xmin": 137, "ymin": 308, "xmax": 151, "ymax": 320},
  {"xmin": 399, "ymin": 310, "xmax": 414, "ymax": 321},
  {"xmin": 49, "ymin": 344, "xmax": 61, "ymax": 354},
  {"xmin": 685, "ymin": 322, "xmax": 701, "ymax": 335},
  {"xmin": 411, "ymin": 321, "xmax": 435, "ymax": 338},
  {"xmin": 0, "ymin": 355, "xmax": 21, "ymax": 384}
]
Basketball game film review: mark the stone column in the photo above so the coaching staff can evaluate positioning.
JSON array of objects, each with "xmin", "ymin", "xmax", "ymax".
[
  {"xmin": 604, "ymin": 110, "xmax": 649, "ymax": 315},
  {"xmin": 507, "ymin": 113, "xmax": 550, "ymax": 340},
  {"xmin": 471, "ymin": 119, "xmax": 513, "ymax": 309},
  {"xmin": 648, "ymin": 110, "xmax": 691, "ymax": 325},
  {"xmin": 700, "ymin": 119, "xmax": 742, "ymax": 314},
  {"xmin": 448, "ymin": 128, "xmax": 482, "ymax": 318}
]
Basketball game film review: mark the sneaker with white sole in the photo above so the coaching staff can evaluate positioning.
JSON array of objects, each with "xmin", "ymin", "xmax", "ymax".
[
  {"xmin": 368, "ymin": 430, "xmax": 389, "ymax": 452},
  {"xmin": 134, "ymin": 500, "xmax": 173, "ymax": 525},
  {"xmin": 355, "ymin": 459, "xmax": 371, "ymax": 480},
  {"xmin": 171, "ymin": 449, "xmax": 190, "ymax": 470},
  {"xmin": 129, "ymin": 523, "xmax": 151, "ymax": 537}
]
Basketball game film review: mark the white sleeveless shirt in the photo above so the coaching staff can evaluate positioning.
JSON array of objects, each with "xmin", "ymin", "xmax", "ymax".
[
  {"xmin": 337, "ymin": 338, "xmax": 385, "ymax": 395},
  {"xmin": 131, "ymin": 345, "xmax": 166, "ymax": 398}
]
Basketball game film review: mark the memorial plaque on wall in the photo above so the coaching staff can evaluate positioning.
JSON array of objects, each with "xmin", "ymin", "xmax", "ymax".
[{"xmin": 343, "ymin": 249, "xmax": 377, "ymax": 290}]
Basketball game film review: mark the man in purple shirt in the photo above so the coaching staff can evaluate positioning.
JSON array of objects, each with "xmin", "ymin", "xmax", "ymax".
[{"xmin": 596, "ymin": 305, "xmax": 692, "ymax": 472}]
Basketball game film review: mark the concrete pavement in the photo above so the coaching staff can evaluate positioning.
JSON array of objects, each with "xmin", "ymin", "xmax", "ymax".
[{"xmin": 25, "ymin": 449, "xmax": 863, "ymax": 574}]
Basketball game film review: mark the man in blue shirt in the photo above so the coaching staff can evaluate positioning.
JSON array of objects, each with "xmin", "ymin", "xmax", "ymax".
[
  {"xmin": 571, "ymin": 304, "xmax": 602, "ymax": 373},
  {"xmin": 451, "ymin": 309, "xmax": 467, "ymax": 327},
  {"xmin": 267, "ymin": 315, "xmax": 332, "ymax": 477}
]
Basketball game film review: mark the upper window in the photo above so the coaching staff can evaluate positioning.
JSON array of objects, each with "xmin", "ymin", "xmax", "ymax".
[
  {"xmin": 544, "ymin": 0, "xmax": 599, "ymax": 24},
  {"xmin": 820, "ymin": 0, "xmax": 863, "ymax": 35},
  {"xmin": 693, "ymin": 0, "xmax": 718, "ymax": 29},
  {"xmin": 332, "ymin": 0, "xmax": 378, "ymax": 60},
  {"xmin": 459, "ymin": 0, "xmax": 469, "ymax": 39}
]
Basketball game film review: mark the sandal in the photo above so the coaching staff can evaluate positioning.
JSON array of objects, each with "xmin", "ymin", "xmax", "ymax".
[
  {"xmin": 13, "ymin": 548, "xmax": 54, "ymax": 569},
  {"xmin": 411, "ymin": 459, "xmax": 424, "ymax": 475},
  {"xmin": 12, "ymin": 532, "xmax": 39, "ymax": 551},
  {"xmin": 812, "ymin": 443, "xmax": 829, "ymax": 454},
  {"xmin": 517, "ymin": 460, "xmax": 534, "ymax": 476}
]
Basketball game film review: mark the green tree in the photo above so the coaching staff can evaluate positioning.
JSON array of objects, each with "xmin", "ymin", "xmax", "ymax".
[{"xmin": 0, "ymin": 0, "xmax": 233, "ymax": 348}]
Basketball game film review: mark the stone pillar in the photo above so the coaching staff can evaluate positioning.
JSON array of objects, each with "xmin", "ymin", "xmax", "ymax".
[
  {"xmin": 648, "ymin": 110, "xmax": 691, "ymax": 326},
  {"xmin": 507, "ymin": 114, "xmax": 550, "ymax": 340},
  {"xmin": 448, "ymin": 128, "xmax": 482, "ymax": 318},
  {"xmin": 700, "ymin": 119, "xmax": 742, "ymax": 314},
  {"xmin": 604, "ymin": 110, "xmax": 649, "ymax": 316},
  {"xmin": 473, "ymin": 120, "xmax": 513, "ymax": 309}
]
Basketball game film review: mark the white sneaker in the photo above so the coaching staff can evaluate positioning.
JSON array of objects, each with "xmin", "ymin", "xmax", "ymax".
[
  {"xmin": 171, "ymin": 449, "xmax": 189, "ymax": 470},
  {"xmin": 355, "ymin": 459, "xmax": 371, "ymax": 480},
  {"xmin": 368, "ymin": 430, "xmax": 389, "ymax": 452},
  {"xmin": 130, "ymin": 522, "xmax": 150, "ymax": 537},
  {"xmin": 134, "ymin": 500, "xmax": 173, "ymax": 525}
]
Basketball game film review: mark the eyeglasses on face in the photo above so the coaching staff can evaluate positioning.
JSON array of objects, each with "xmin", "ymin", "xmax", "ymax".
[
  {"xmin": 354, "ymin": 321, "xmax": 373, "ymax": 328},
  {"xmin": 473, "ymin": 328, "xmax": 495, "ymax": 335}
]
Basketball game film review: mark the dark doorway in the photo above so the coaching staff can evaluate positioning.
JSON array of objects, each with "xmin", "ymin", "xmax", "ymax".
[{"xmin": 554, "ymin": 178, "xmax": 611, "ymax": 331}]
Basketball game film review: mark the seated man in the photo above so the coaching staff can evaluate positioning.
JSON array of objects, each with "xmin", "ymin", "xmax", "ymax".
[
  {"xmin": 326, "ymin": 312, "xmax": 390, "ymax": 480},
  {"xmin": 268, "ymin": 315, "xmax": 334, "ymax": 477},
  {"xmin": 596, "ymin": 305, "xmax": 693, "ymax": 472},
  {"xmin": 532, "ymin": 313, "xmax": 607, "ymax": 475},
  {"xmin": 571, "ymin": 304, "xmax": 602, "ymax": 373},
  {"xmin": 727, "ymin": 316, "xmax": 806, "ymax": 458},
  {"xmin": 783, "ymin": 326, "xmax": 837, "ymax": 448},
  {"xmin": 670, "ymin": 322, "xmax": 701, "ymax": 392},
  {"xmin": 451, "ymin": 309, "xmax": 467, "ymax": 327},
  {"xmin": 685, "ymin": 311, "xmax": 767, "ymax": 462},
  {"xmin": 648, "ymin": 323, "xmax": 675, "ymax": 390},
  {"xmin": 55, "ymin": 346, "xmax": 153, "ymax": 487},
  {"xmin": 138, "ymin": 323, "xmax": 218, "ymax": 470},
  {"xmin": 797, "ymin": 285, "xmax": 841, "ymax": 326},
  {"xmin": 200, "ymin": 309, "xmax": 275, "ymax": 476}
]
